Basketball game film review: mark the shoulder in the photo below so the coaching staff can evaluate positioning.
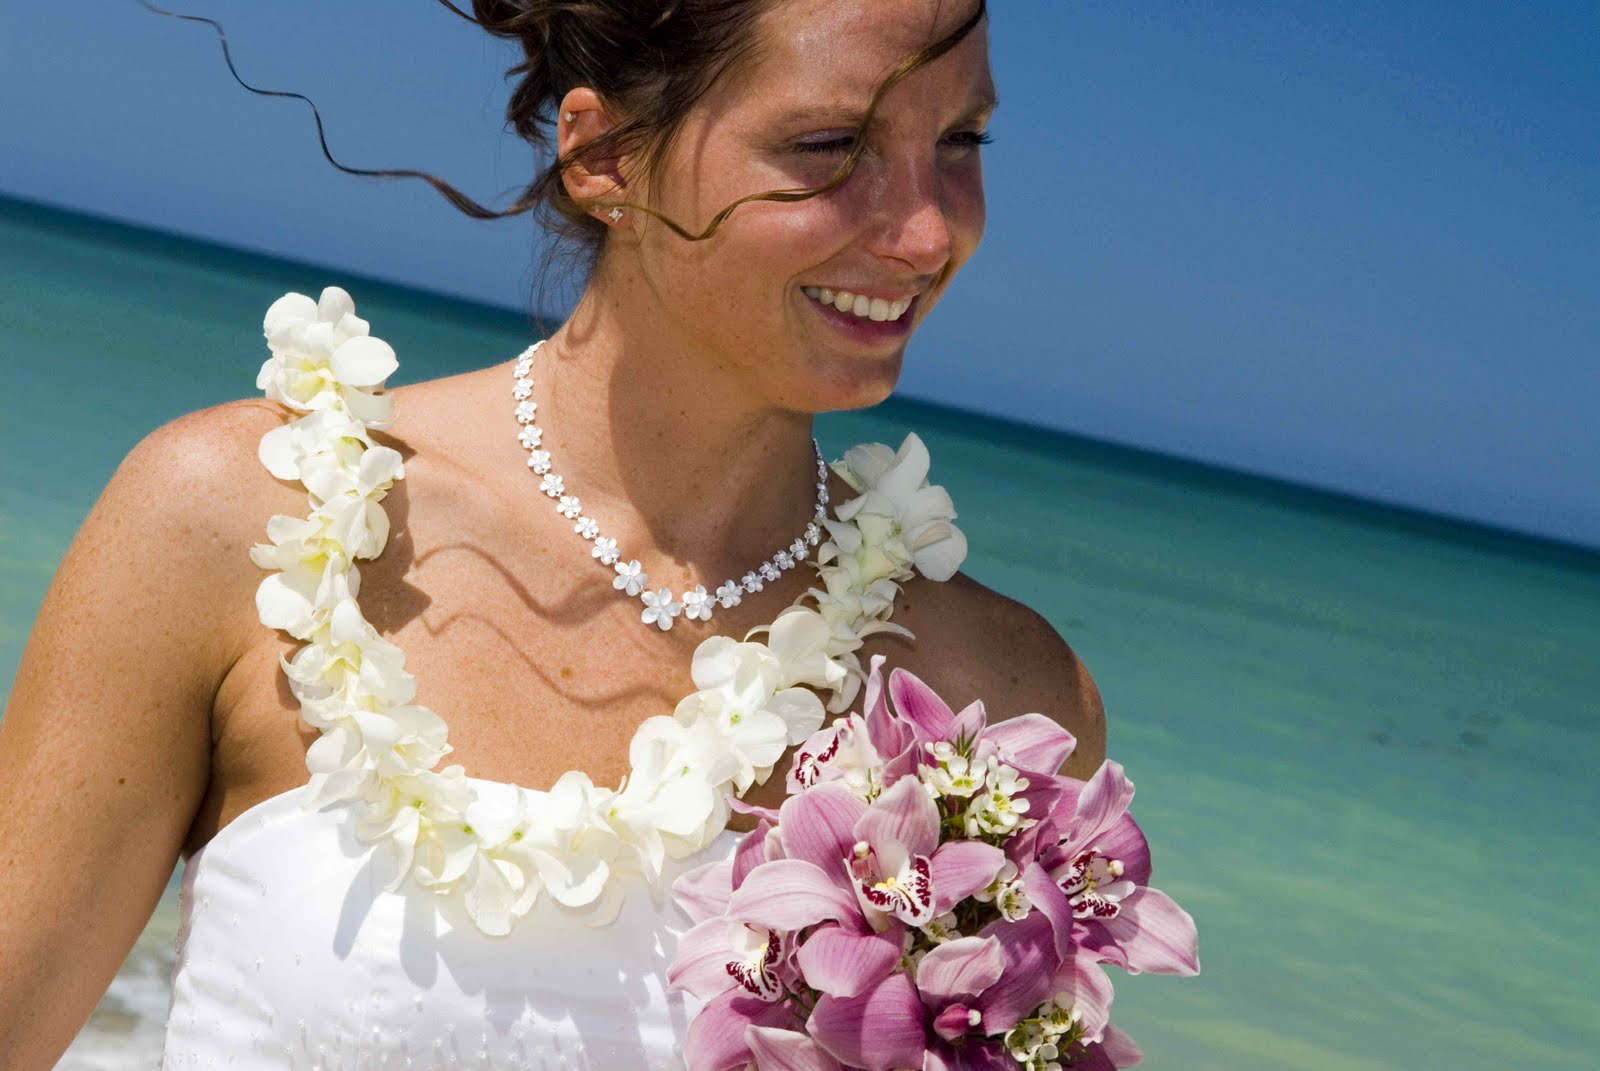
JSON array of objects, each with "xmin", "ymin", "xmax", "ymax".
[
  {"xmin": 82, "ymin": 398, "xmax": 302, "ymax": 660},
  {"xmin": 887, "ymin": 570, "xmax": 1107, "ymax": 780},
  {"xmin": 117, "ymin": 396, "xmax": 287, "ymax": 492},
  {"xmin": 109, "ymin": 397, "xmax": 300, "ymax": 544}
]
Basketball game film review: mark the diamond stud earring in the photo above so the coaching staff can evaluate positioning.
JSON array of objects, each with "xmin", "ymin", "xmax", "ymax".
[
  {"xmin": 563, "ymin": 111, "xmax": 575, "ymax": 122},
  {"xmin": 607, "ymin": 207, "xmax": 624, "ymax": 223}
]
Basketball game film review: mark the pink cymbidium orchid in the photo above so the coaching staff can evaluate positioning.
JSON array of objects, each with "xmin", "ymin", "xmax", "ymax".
[{"xmin": 1020, "ymin": 761, "xmax": 1200, "ymax": 978}]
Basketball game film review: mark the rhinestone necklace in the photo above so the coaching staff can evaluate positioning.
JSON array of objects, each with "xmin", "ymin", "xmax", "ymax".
[{"xmin": 511, "ymin": 341, "xmax": 829, "ymax": 630}]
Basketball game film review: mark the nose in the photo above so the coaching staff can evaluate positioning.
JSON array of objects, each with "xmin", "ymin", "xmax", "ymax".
[{"xmin": 864, "ymin": 155, "xmax": 955, "ymax": 277}]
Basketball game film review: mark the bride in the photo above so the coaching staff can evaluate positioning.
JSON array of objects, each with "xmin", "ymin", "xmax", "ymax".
[{"xmin": 0, "ymin": 0, "xmax": 1105, "ymax": 1066}]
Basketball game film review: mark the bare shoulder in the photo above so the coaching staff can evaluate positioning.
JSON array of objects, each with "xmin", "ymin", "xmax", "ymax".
[
  {"xmin": 113, "ymin": 396, "xmax": 300, "ymax": 548},
  {"xmin": 884, "ymin": 570, "xmax": 1107, "ymax": 780},
  {"xmin": 120, "ymin": 395, "xmax": 287, "ymax": 494},
  {"xmin": 90, "ymin": 397, "xmax": 302, "ymax": 664}
]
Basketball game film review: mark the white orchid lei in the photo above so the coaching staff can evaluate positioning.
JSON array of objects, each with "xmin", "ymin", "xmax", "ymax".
[{"xmin": 249, "ymin": 287, "xmax": 970, "ymax": 936}]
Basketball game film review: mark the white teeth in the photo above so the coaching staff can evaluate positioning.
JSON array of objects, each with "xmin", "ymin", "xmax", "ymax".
[{"xmin": 804, "ymin": 286, "xmax": 914, "ymax": 322}]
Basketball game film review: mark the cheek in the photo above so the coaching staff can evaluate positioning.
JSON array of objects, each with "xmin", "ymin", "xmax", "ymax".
[
  {"xmin": 948, "ymin": 163, "xmax": 987, "ymax": 262},
  {"xmin": 699, "ymin": 198, "xmax": 856, "ymax": 301}
]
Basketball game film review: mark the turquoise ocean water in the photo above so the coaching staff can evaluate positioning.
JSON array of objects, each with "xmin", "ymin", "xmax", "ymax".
[{"xmin": 3, "ymin": 196, "xmax": 1597, "ymax": 1070}]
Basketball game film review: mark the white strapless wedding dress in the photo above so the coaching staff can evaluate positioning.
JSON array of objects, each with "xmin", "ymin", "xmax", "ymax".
[{"xmin": 161, "ymin": 779, "xmax": 736, "ymax": 1069}]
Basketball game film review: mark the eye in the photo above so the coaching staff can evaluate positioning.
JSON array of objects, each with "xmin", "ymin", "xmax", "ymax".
[
  {"xmin": 790, "ymin": 136, "xmax": 857, "ymax": 156},
  {"xmin": 944, "ymin": 130, "xmax": 994, "ymax": 152},
  {"xmin": 789, "ymin": 129, "xmax": 993, "ymax": 157}
]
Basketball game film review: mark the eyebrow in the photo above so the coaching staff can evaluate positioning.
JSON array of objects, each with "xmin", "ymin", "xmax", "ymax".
[{"xmin": 768, "ymin": 90, "xmax": 999, "ymax": 132}]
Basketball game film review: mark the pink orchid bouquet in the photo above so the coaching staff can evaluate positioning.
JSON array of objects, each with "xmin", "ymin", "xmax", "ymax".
[{"xmin": 668, "ymin": 656, "xmax": 1199, "ymax": 1071}]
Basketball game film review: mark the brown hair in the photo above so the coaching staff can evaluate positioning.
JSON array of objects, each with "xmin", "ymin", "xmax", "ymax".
[{"xmin": 142, "ymin": 0, "xmax": 986, "ymax": 265}]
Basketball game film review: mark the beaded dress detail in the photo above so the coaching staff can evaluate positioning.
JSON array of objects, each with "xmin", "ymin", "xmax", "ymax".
[{"xmin": 160, "ymin": 287, "xmax": 968, "ymax": 1068}]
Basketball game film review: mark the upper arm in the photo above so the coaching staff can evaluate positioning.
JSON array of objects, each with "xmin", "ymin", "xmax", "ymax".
[
  {"xmin": 887, "ymin": 572, "xmax": 1108, "ymax": 781},
  {"xmin": 995, "ymin": 599, "xmax": 1107, "ymax": 781},
  {"xmin": 0, "ymin": 400, "xmax": 280, "ymax": 1066}
]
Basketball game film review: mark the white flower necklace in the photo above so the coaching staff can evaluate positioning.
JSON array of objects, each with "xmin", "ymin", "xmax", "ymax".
[
  {"xmin": 510, "ymin": 340, "xmax": 829, "ymax": 630},
  {"xmin": 251, "ymin": 286, "xmax": 970, "ymax": 937}
]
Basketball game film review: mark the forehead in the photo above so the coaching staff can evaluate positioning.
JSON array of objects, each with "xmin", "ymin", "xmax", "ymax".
[{"xmin": 736, "ymin": 0, "xmax": 992, "ymax": 109}]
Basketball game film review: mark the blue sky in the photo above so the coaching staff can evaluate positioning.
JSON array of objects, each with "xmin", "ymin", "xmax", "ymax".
[{"xmin": 1, "ymin": 1, "xmax": 1595, "ymax": 548}]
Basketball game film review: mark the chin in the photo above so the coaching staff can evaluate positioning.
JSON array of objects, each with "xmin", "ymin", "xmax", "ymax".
[{"xmin": 801, "ymin": 349, "xmax": 904, "ymax": 413}]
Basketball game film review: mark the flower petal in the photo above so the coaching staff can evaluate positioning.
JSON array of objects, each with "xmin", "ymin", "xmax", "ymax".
[
  {"xmin": 316, "ymin": 285, "xmax": 355, "ymax": 324},
  {"xmin": 329, "ymin": 334, "xmax": 398, "ymax": 388},
  {"xmin": 929, "ymin": 840, "xmax": 1007, "ymax": 916},
  {"xmin": 1019, "ymin": 861, "xmax": 1077, "ymax": 961},
  {"xmin": 909, "ymin": 521, "xmax": 967, "ymax": 582},
  {"xmin": 746, "ymin": 1026, "xmax": 844, "ymax": 1071},
  {"xmin": 914, "ymin": 936, "xmax": 1005, "ymax": 1005},
  {"xmin": 1065, "ymin": 760, "xmax": 1136, "ymax": 853},
  {"xmin": 950, "ymin": 699, "xmax": 987, "ymax": 744},
  {"xmin": 731, "ymin": 821, "xmax": 779, "ymax": 887},
  {"xmin": 795, "ymin": 924, "xmax": 902, "ymax": 998},
  {"xmin": 854, "ymin": 775, "xmax": 940, "ymax": 859},
  {"xmin": 778, "ymin": 782, "xmax": 868, "ymax": 877},
  {"xmin": 263, "ymin": 291, "xmax": 317, "ymax": 337},
  {"xmin": 982, "ymin": 713, "xmax": 1077, "ymax": 774},
  {"xmin": 673, "ymin": 858, "xmax": 734, "ymax": 924},
  {"xmin": 1051, "ymin": 949, "xmax": 1117, "ymax": 1045},
  {"xmin": 727, "ymin": 859, "xmax": 860, "ymax": 931},
  {"xmin": 685, "ymin": 989, "xmax": 797, "ymax": 1071},
  {"xmin": 666, "ymin": 918, "xmax": 738, "ymax": 1000},
  {"xmin": 1098, "ymin": 1025, "xmax": 1145, "ymax": 1068},
  {"xmin": 807, "ymin": 972, "xmax": 928, "ymax": 1071},
  {"xmin": 878, "ymin": 433, "xmax": 933, "ymax": 500},
  {"xmin": 767, "ymin": 686, "xmax": 827, "ymax": 746},
  {"xmin": 949, "ymin": 1041, "xmax": 1017, "ymax": 1071},
  {"xmin": 1061, "ymin": 1042, "xmax": 1119, "ymax": 1071},
  {"xmin": 1080, "ymin": 886, "xmax": 1200, "ymax": 976},
  {"xmin": 972, "ymin": 914, "xmax": 1057, "ymax": 1033},
  {"xmin": 1093, "ymin": 812, "xmax": 1153, "ymax": 887},
  {"xmin": 888, "ymin": 668, "xmax": 955, "ymax": 741}
]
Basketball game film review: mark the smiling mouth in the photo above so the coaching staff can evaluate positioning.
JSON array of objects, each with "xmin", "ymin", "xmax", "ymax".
[{"xmin": 802, "ymin": 286, "xmax": 914, "ymax": 323}]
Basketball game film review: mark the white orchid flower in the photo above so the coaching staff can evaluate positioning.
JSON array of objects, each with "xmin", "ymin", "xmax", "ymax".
[
  {"xmin": 258, "ymin": 287, "xmax": 398, "ymax": 425},
  {"xmin": 684, "ymin": 637, "xmax": 825, "ymax": 778},
  {"xmin": 282, "ymin": 597, "xmax": 416, "ymax": 711},
  {"xmin": 612, "ymin": 715, "xmax": 733, "ymax": 879},
  {"xmin": 832, "ymin": 433, "xmax": 968, "ymax": 582},
  {"xmin": 462, "ymin": 782, "xmax": 621, "ymax": 932},
  {"xmin": 352, "ymin": 765, "xmax": 473, "ymax": 888},
  {"xmin": 760, "ymin": 607, "xmax": 851, "ymax": 697},
  {"xmin": 250, "ymin": 514, "xmax": 357, "ymax": 639},
  {"xmin": 304, "ymin": 443, "xmax": 404, "ymax": 557},
  {"xmin": 304, "ymin": 701, "xmax": 451, "ymax": 806},
  {"xmin": 257, "ymin": 407, "xmax": 373, "ymax": 483}
]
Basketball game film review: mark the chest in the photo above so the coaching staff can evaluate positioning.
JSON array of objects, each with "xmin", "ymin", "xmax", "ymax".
[{"xmin": 201, "ymin": 463, "xmax": 964, "ymax": 849}]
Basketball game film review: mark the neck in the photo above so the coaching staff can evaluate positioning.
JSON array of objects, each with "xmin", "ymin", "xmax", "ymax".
[{"xmin": 531, "ymin": 261, "xmax": 822, "ymax": 589}]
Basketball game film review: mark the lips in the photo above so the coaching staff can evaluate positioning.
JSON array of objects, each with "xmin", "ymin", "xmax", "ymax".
[{"xmin": 796, "ymin": 283, "xmax": 915, "ymax": 342}]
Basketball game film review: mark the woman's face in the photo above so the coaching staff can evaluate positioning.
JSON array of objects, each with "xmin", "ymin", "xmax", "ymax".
[{"xmin": 624, "ymin": 0, "xmax": 995, "ymax": 414}]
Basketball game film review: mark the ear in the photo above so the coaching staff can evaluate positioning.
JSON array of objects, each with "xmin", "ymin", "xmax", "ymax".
[{"xmin": 557, "ymin": 88, "xmax": 628, "ymax": 211}]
